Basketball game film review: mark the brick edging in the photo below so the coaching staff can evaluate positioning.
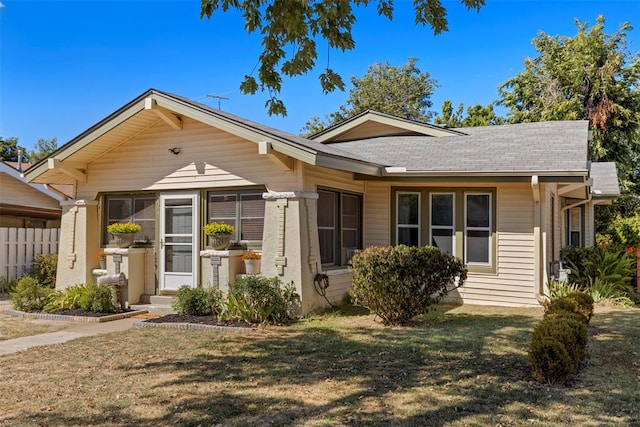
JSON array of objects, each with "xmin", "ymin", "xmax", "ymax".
[
  {"xmin": 3, "ymin": 308, "xmax": 148, "ymax": 323},
  {"xmin": 132, "ymin": 321, "xmax": 254, "ymax": 332}
]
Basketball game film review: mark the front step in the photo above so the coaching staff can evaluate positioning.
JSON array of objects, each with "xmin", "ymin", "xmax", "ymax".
[
  {"xmin": 150, "ymin": 295, "xmax": 175, "ymax": 305},
  {"xmin": 130, "ymin": 295, "xmax": 176, "ymax": 314}
]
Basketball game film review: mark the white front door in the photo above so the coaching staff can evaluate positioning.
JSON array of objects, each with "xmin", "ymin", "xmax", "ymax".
[{"xmin": 159, "ymin": 192, "xmax": 199, "ymax": 292}]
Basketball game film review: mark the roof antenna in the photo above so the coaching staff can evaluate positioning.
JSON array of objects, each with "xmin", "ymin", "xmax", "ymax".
[{"xmin": 205, "ymin": 94, "xmax": 229, "ymax": 110}]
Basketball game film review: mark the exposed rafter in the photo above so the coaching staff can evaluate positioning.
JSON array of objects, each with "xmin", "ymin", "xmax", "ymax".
[
  {"xmin": 47, "ymin": 158, "xmax": 86, "ymax": 183},
  {"xmin": 144, "ymin": 97, "xmax": 182, "ymax": 130},
  {"xmin": 258, "ymin": 141, "xmax": 293, "ymax": 171}
]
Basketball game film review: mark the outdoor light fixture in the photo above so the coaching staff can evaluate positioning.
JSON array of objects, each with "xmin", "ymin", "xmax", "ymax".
[{"xmin": 168, "ymin": 147, "xmax": 181, "ymax": 155}]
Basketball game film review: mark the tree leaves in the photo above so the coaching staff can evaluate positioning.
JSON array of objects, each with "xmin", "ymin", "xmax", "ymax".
[{"xmin": 200, "ymin": 0, "xmax": 485, "ymax": 116}]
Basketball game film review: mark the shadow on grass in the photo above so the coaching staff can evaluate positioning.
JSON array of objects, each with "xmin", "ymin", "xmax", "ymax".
[{"xmin": 7, "ymin": 308, "xmax": 640, "ymax": 426}]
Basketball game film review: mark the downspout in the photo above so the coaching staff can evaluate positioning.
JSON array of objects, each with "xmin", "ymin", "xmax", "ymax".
[{"xmin": 531, "ymin": 176, "xmax": 544, "ymax": 304}]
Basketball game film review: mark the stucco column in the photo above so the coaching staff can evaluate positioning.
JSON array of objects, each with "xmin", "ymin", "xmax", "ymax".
[
  {"xmin": 55, "ymin": 199, "xmax": 100, "ymax": 290},
  {"xmin": 261, "ymin": 191, "xmax": 325, "ymax": 314}
]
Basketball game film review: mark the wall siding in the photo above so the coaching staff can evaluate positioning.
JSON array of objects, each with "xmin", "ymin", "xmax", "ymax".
[
  {"xmin": 0, "ymin": 173, "xmax": 61, "ymax": 209},
  {"xmin": 77, "ymin": 118, "xmax": 298, "ymax": 199}
]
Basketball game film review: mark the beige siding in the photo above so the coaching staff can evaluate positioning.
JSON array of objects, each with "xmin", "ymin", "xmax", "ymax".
[
  {"xmin": 362, "ymin": 181, "xmax": 539, "ymax": 306},
  {"xmin": 303, "ymin": 164, "xmax": 365, "ymax": 193},
  {"xmin": 325, "ymin": 270, "xmax": 352, "ymax": 304},
  {"xmin": 0, "ymin": 173, "xmax": 61, "ymax": 209},
  {"xmin": 77, "ymin": 118, "xmax": 298, "ymax": 199}
]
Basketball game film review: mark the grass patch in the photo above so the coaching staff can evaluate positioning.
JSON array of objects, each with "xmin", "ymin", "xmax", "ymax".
[
  {"xmin": 0, "ymin": 304, "xmax": 638, "ymax": 426},
  {"xmin": 0, "ymin": 312, "xmax": 70, "ymax": 341}
]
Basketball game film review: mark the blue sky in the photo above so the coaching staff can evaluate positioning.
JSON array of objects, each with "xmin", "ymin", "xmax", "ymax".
[{"xmin": 0, "ymin": 0, "xmax": 637, "ymax": 151}]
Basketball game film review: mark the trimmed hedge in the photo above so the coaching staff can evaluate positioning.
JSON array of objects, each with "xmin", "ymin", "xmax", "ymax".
[{"xmin": 350, "ymin": 245, "xmax": 467, "ymax": 326}]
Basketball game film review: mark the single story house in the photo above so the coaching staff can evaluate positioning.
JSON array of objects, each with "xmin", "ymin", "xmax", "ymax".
[{"xmin": 24, "ymin": 89, "xmax": 619, "ymax": 312}]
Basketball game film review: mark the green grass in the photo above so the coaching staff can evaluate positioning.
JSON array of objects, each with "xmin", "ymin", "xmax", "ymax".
[{"xmin": 0, "ymin": 304, "xmax": 638, "ymax": 426}]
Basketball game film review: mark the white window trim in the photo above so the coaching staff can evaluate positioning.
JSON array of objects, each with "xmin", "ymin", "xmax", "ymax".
[
  {"xmin": 429, "ymin": 192, "xmax": 455, "ymax": 255},
  {"xmin": 568, "ymin": 207, "xmax": 582, "ymax": 247},
  {"xmin": 396, "ymin": 191, "xmax": 421, "ymax": 246},
  {"xmin": 464, "ymin": 192, "xmax": 492, "ymax": 266}
]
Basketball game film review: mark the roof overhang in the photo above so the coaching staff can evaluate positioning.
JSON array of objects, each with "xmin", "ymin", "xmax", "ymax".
[{"xmin": 356, "ymin": 169, "xmax": 589, "ymax": 183}]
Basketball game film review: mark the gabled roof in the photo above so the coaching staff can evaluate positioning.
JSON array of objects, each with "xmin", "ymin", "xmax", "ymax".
[
  {"xmin": 25, "ymin": 89, "xmax": 384, "ymax": 184},
  {"xmin": 334, "ymin": 120, "xmax": 590, "ymax": 179},
  {"xmin": 590, "ymin": 162, "xmax": 620, "ymax": 199},
  {"xmin": 0, "ymin": 161, "xmax": 67, "ymax": 201},
  {"xmin": 309, "ymin": 110, "xmax": 465, "ymax": 143}
]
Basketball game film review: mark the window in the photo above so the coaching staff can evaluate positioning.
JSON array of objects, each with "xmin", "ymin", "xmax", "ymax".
[
  {"xmin": 207, "ymin": 190, "xmax": 265, "ymax": 245},
  {"xmin": 465, "ymin": 193, "xmax": 491, "ymax": 265},
  {"xmin": 392, "ymin": 187, "xmax": 496, "ymax": 271},
  {"xmin": 104, "ymin": 194, "xmax": 156, "ymax": 244},
  {"xmin": 318, "ymin": 189, "xmax": 362, "ymax": 266},
  {"xmin": 568, "ymin": 207, "xmax": 582, "ymax": 246},
  {"xmin": 396, "ymin": 192, "xmax": 420, "ymax": 246},
  {"xmin": 430, "ymin": 193, "xmax": 454, "ymax": 255}
]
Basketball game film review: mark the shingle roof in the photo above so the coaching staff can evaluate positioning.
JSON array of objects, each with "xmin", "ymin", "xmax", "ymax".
[
  {"xmin": 590, "ymin": 162, "xmax": 620, "ymax": 197},
  {"xmin": 332, "ymin": 120, "xmax": 590, "ymax": 174}
]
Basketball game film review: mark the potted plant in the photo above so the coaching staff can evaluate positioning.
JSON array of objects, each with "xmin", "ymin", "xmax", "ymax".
[
  {"xmin": 97, "ymin": 249, "xmax": 106, "ymax": 269},
  {"xmin": 241, "ymin": 251, "xmax": 261, "ymax": 275},
  {"xmin": 106, "ymin": 222, "xmax": 141, "ymax": 248},
  {"xmin": 203, "ymin": 222, "xmax": 235, "ymax": 250}
]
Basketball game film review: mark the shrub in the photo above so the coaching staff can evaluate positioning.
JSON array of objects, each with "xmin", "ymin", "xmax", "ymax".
[
  {"xmin": 545, "ymin": 296, "xmax": 589, "ymax": 323},
  {"xmin": 562, "ymin": 246, "xmax": 635, "ymax": 291},
  {"xmin": 532, "ymin": 316, "xmax": 588, "ymax": 367},
  {"xmin": 565, "ymin": 292, "xmax": 594, "ymax": 321},
  {"xmin": 223, "ymin": 276, "xmax": 300, "ymax": 324},
  {"xmin": 10, "ymin": 276, "xmax": 52, "ymax": 312},
  {"xmin": 0, "ymin": 277, "xmax": 20, "ymax": 294},
  {"xmin": 32, "ymin": 253, "xmax": 58, "ymax": 288},
  {"xmin": 529, "ymin": 336, "xmax": 576, "ymax": 385},
  {"xmin": 560, "ymin": 246, "xmax": 600, "ymax": 287},
  {"xmin": 546, "ymin": 279, "xmax": 582, "ymax": 300},
  {"xmin": 44, "ymin": 284, "xmax": 90, "ymax": 313},
  {"xmin": 349, "ymin": 245, "xmax": 467, "ymax": 325},
  {"xmin": 172, "ymin": 285, "xmax": 223, "ymax": 316},
  {"xmin": 589, "ymin": 277, "xmax": 636, "ymax": 307},
  {"xmin": 79, "ymin": 283, "xmax": 116, "ymax": 313}
]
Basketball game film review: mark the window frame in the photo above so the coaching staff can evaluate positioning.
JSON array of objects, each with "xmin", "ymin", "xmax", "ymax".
[
  {"xmin": 206, "ymin": 188, "xmax": 266, "ymax": 248},
  {"xmin": 567, "ymin": 206, "xmax": 584, "ymax": 247},
  {"xmin": 103, "ymin": 193, "xmax": 157, "ymax": 245},
  {"xmin": 317, "ymin": 187, "xmax": 363, "ymax": 268},
  {"xmin": 429, "ymin": 192, "xmax": 455, "ymax": 255},
  {"xmin": 396, "ymin": 191, "xmax": 421, "ymax": 246},
  {"xmin": 464, "ymin": 192, "xmax": 492, "ymax": 266}
]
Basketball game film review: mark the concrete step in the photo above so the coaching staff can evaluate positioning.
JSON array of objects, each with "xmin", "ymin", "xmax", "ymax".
[
  {"xmin": 150, "ymin": 295, "xmax": 175, "ymax": 305},
  {"xmin": 129, "ymin": 303, "xmax": 175, "ymax": 314}
]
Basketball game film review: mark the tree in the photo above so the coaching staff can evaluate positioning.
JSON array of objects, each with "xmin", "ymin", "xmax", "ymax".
[
  {"xmin": 301, "ymin": 58, "xmax": 437, "ymax": 135},
  {"xmin": 28, "ymin": 137, "xmax": 58, "ymax": 163},
  {"xmin": 200, "ymin": 0, "xmax": 485, "ymax": 116},
  {"xmin": 497, "ymin": 16, "xmax": 640, "ymax": 229},
  {"xmin": 0, "ymin": 136, "xmax": 30, "ymax": 162},
  {"xmin": 434, "ymin": 100, "xmax": 504, "ymax": 127}
]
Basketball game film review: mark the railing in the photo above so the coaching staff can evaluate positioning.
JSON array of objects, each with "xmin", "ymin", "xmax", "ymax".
[{"xmin": 0, "ymin": 227, "xmax": 60, "ymax": 282}]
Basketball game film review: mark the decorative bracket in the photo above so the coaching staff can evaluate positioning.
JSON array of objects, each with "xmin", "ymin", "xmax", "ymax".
[
  {"xmin": 258, "ymin": 141, "xmax": 293, "ymax": 171},
  {"xmin": 144, "ymin": 97, "xmax": 182, "ymax": 130}
]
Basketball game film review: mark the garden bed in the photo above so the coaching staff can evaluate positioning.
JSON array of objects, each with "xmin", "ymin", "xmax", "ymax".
[
  {"xmin": 3, "ymin": 308, "xmax": 147, "ymax": 323},
  {"xmin": 134, "ymin": 314, "xmax": 255, "ymax": 331}
]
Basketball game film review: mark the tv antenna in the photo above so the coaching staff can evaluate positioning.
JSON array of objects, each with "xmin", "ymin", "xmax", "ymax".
[{"xmin": 205, "ymin": 93, "xmax": 229, "ymax": 110}]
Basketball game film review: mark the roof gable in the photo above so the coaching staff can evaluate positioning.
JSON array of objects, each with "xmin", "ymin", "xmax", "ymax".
[{"xmin": 309, "ymin": 110, "xmax": 464, "ymax": 143}]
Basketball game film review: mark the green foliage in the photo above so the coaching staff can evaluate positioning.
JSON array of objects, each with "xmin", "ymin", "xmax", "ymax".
[
  {"xmin": 172, "ymin": 285, "xmax": 223, "ymax": 316},
  {"xmin": 0, "ymin": 277, "xmax": 20, "ymax": 294},
  {"xmin": 560, "ymin": 245, "xmax": 600, "ymax": 287},
  {"xmin": 588, "ymin": 277, "xmax": 636, "ymax": 307},
  {"xmin": 302, "ymin": 58, "xmax": 436, "ymax": 135},
  {"xmin": 546, "ymin": 279, "xmax": 582, "ymax": 299},
  {"xmin": 434, "ymin": 100, "xmax": 505, "ymax": 127},
  {"xmin": 532, "ymin": 316, "xmax": 587, "ymax": 366},
  {"xmin": 565, "ymin": 292, "xmax": 595, "ymax": 321},
  {"xmin": 222, "ymin": 276, "xmax": 300, "ymax": 324},
  {"xmin": 32, "ymin": 253, "xmax": 58, "ymax": 289},
  {"xmin": 497, "ymin": 15, "xmax": 640, "ymax": 227},
  {"xmin": 561, "ymin": 245, "xmax": 635, "ymax": 290},
  {"xmin": 0, "ymin": 136, "xmax": 30, "ymax": 162},
  {"xmin": 27, "ymin": 137, "xmax": 57, "ymax": 163},
  {"xmin": 349, "ymin": 245, "xmax": 467, "ymax": 326},
  {"xmin": 107, "ymin": 222, "xmax": 141, "ymax": 234},
  {"xmin": 43, "ymin": 284, "xmax": 90, "ymax": 313},
  {"xmin": 201, "ymin": 0, "xmax": 484, "ymax": 117},
  {"xmin": 545, "ymin": 296, "xmax": 589, "ymax": 324},
  {"xmin": 79, "ymin": 283, "xmax": 117, "ymax": 313},
  {"xmin": 608, "ymin": 215, "xmax": 640, "ymax": 248},
  {"xmin": 529, "ymin": 336, "xmax": 578, "ymax": 385},
  {"xmin": 10, "ymin": 276, "xmax": 52, "ymax": 312},
  {"xmin": 203, "ymin": 222, "xmax": 235, "ymax": 235}
]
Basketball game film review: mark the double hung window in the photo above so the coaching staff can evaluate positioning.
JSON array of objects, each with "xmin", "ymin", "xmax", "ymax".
[
  {"xmin": 318, "ymin": 189, "xmax": 362, "ymax": 266},
  {"xmin": 104, "ymin": 194, "xmax": 156, "ymax": 244},
  {"xmin": 207, "ymin": 190, "xmax": 265, "ymax": 246}
]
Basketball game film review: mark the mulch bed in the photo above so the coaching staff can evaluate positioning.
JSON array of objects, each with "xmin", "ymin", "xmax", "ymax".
[
  {"xmin": 54, "ymin": 308, "xmax": 134, "ymax": 318},
  {"xmin": 143, "ymin": 314, "xmax": 254, "ymax": 328}
]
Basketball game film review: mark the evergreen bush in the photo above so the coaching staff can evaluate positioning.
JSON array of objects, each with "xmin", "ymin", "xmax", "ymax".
[
  {"xmin": 529, "ymin": 336, "xmax": 576, "ymax": 385},
  {"xmin": 349, "ymin": 245, "xmax": 467, "ymax": 325},
  {"xmin": 32, "ymin": 253, "xmax": 58, "ymax": 288},
  {"xmin": 10, "ymin": 276, "xmax": 52, "ymax": 312},
  {"xmin": 223, "ymin": 276, "xmax": 300, "ymax": 324},
  {"xmin": 172, "ymin": 285, "xmax": 223, "ymax": 316}
]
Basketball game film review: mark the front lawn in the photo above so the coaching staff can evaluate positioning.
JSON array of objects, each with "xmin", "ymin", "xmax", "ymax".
[
  {"xmin": 0, "ymin": 304, "xmax": 638, "ymax": 426},
  {"xmin": 0, "ymin": 311, "xmax": 70, "ymax": 341}
]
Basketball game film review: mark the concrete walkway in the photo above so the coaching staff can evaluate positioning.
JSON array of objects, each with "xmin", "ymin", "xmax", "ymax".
[{"xmin": 0, "ymin": 298, "xmax": 139, "ymax": 356}]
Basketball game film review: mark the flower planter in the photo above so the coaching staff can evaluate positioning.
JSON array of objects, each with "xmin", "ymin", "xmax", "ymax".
[
  {"xmin": 112, "ymin": 233, "xmax": 135, "ymax": 248},
  {"xmin": 99, "ymin": 258, "xmax": 106, "ymax": 269},
  {"xmin": 207, "ymin": 234, "xmax": 232, "ymax": 250},
  {"xmin": 244, "ymin": 259, "xmax": 261, "ymax": 275}
]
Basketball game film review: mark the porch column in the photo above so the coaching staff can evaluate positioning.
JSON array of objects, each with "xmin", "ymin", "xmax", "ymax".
[
  {"xmin": 56, "ymin": 199, "xmax": 100, "ymax": 290},
  {"xmin": 262, "ymin": 191, "xmax": 325, "ymax": 314}
]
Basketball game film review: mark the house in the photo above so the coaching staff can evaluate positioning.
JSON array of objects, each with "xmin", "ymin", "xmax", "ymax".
[
  {"xmin": 24, "ymin": 89, "xmax": 619, "ymax": 312},
  {"xmin": 0, "ymin": 160, "xmax": 69, "ymax": 228}
]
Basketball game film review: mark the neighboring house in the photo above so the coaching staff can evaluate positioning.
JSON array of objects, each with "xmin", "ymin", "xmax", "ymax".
[
  {"xmin": 24, "ymin": 89, "xmax": 619, "ymax": 312},
  {"xmin": 0, "ymin": 161, "xmax": 69, "ymax": 228}
]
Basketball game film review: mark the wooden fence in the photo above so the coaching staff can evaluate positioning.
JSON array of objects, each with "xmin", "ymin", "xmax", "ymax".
[{"xmin": 0, "ymin": 227, "xmax": 60, "ymax": 282}]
